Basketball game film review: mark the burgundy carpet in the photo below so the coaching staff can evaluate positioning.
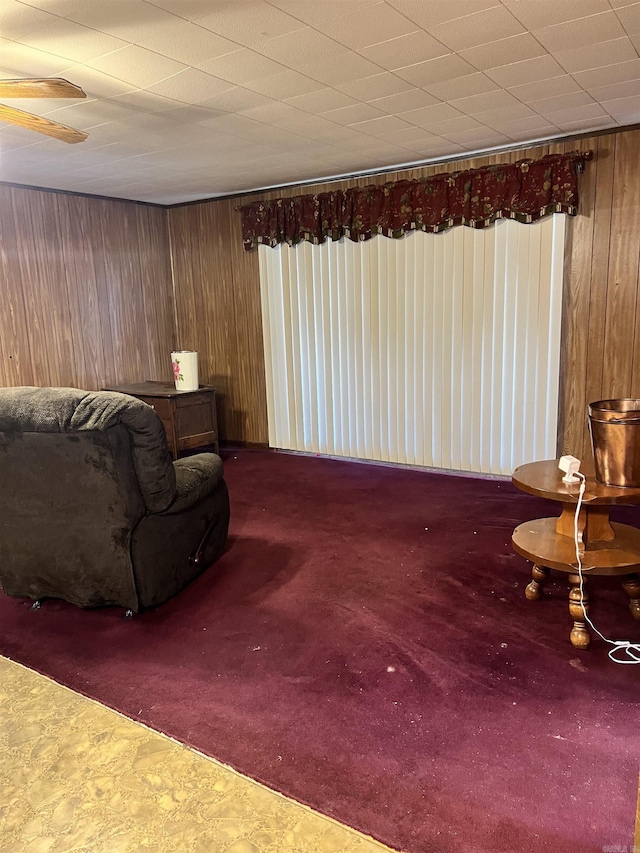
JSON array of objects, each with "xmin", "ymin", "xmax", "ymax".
[{"xmin": 2, "ymin": 450, "xmax": 640, "ymax": 853}]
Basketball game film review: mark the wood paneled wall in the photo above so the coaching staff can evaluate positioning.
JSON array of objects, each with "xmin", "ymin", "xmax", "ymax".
[
  {"xmin": 167, "ymin": 198, "xmax": 267, "ymax": 444},
  {"xmin": 0, "ymin": 186, "xmax": 175, "ymax": 392},
  {"xmin": 559, "ymin": 130, "xmax": 640, "ymax": 460},
  {"xmin": 3, "ymin": 127, "xmax": 640, "ymax": 454},
  {"xmin": 168, "ymin": 128, "xmax": 640, "ymax": 454}
]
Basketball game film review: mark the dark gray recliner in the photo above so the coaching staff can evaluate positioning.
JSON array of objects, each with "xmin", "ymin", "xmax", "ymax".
[{"xmin": 0, "ymin": 386, "xmax": 230, "ymax": 612}]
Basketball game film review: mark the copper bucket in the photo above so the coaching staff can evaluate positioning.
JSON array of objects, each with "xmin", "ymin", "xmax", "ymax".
[{"xmin": 589, "ymin": 399, "xmax": 640, "ymax": 487}]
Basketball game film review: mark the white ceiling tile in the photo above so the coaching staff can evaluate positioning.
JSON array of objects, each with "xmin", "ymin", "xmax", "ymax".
[
  {"xmin": 321, "ymin": 102, "xmax": 386, "ymax": 125},
  {"xmin": 554, "ymin": 37, "xmax": 638, "ymax": 72},
  {"xmin": 276, "ymin": 111, "xmax": 344, "ymax": 141},
  {"xmin": 422, "ymin": 115, "xmax": 484, "ymax": 136},
  {"xmin": 18, "ymin": 18, "xmax": 129, "ymax": 63},
  {"xmin": 556, "ymin": 116, "xmax": 616, "ymax": 132},
  {"xmin": 367, "ymin": 88, "xmax": 440, "ymax": 113},
  {"xmin": 450, "ymin": 89, "xmax": 522, "ymax": 116},
  {"xmin": 0, "ymin": 38, "xmax": 74, "ymax": 77},
  {"xmin": 0, "ymin": 0, "xmax": 60, "ymax": 39},
  {"xmin": 398, "ymin": 102, "xmax": 464, "ymax": 128},
  {"xmin": 41, "ymin": 97, "xmax": 141, "ymax": 127},
  {"xmin": 373, "ymin": 126, "xmax": 436, "ymax": 144},
  {"xmin": 530, "ymin": 91, "xmax": 599, "ymax": 118},
  {"xmin": 538, "ymin": 102, "xmax": 608, "ymax": 124},
  {"xmin": 146, "ymin": 104, "xmax": 222, "ymax": 126},
  {"xmin": 334, "ymin": 73, "xmax": 413, "ymax": 100},
  {"xmin": 442, "ymin": 126, "xmax": 506, "ymax": 144},
  {"xmin": 314, "ymin": 2, "xmax": 417, "ymax": 50},
  {"xmin": 243, "ymin": 70, "xmax": 325, "ymax": 99},
  {"xmin": 472, "ymin": 103, "xmax": 538, "ymax": 125},
  {"xmin": 199, "ymin": 49, "xmax": 286, "ymax": 85},
  {"xmin": 239, "ymin": 100, "xmax": 305, "ymax": 126},
  {"xmin": 304, "ymin": 52, "xmax": 384, "ymax": 86},
  {"xmin": 189, "ymin": 1, "xmax": 306, "ymax": 47},
  {"xmin": 497, "ymin": 116, "xmax": 562, "ymax": 135},
  {"xmin": 12, "ymin": 0, "xmax": 92, "ymax": 18},
  {"xmin": 459, "ymin": 33, "xmax": 547, "ymax": 70},
  {"xmin": 147, "ymin": 68, "xmax": 234, "ymax": 104},
  {"xmin": 318, "ymin": 126, "xmax": 385, "ymax": 149},
  {"xmin": 136, "ymin": 0, "xmax": 232, "ymax": 22},
  {"xmin": 88, "ymin": 45, "xmax": 188, "ymax": 87},
  {"xmin": 534, "ymin": 12, "xmax": 627, "ymax": 53},
  {"xmin": 387, "ymin": 0, "xmax": 501, "ymax": 30},
  {"xmin": 507, "ymin": 75, "xmax": 582, "ymax": 103},
  {"xmin": 588, "ymin": 79, "xmax": 640, "ymax": 102},
  {"xmin": 546, "ymin": 103, "xmax": 609, "ymax": 123},
  {"xmin": 403, "ymin": 138, "xmax": 465, "ymax": 157},
  {"xmin": 196, "ymin": 87, "xmax": 276, "ymax": 113},
  {"xmin": 502, "ymin": 124, "xmax": 561, "ymax": 141},
  {"xmin": 424, "ymin": 73, "xmax": 499, "ymax": 101},
  {"xmin": 352, "ymin": 141, "xmax": 418, "ymax": 160},
  {"xmin": 573, "ymin": 58, "xmax": 640, "ymax": 88},
  {"xmin": 630, "ymin": 32, "xmax": 640, "ymax": 53},
  {"xmin": 600, "ymin": 93, "xmax": 640, "ymax": 114},
  {"xmin": 318, "ymin": 150, "xmax": 380, "ymax": 169},
  {"xmin": 503, "ymin": 0, "xmax": 611, "ymax": 30},
  {"xmin": 198, "ymin": 112, "xmax": 286, "ymax": 138},
  {"xmin": 348, "ymin": 114, "xmax": 416, "ymax": 136},
  {"xmin": 486, "ymin": 55, "xmax": 567, "ymax": 88},
  {"xmin": 284, "ymin": 88, "xmax": 358, "ymax": 113},
  {"xmin": 136, "ymin": 20, "xmax": 241, "ymax": 67},
  {"xmin": 109, "ymin": 89, "xmax": 183, "ymax": 113},
  {"xmin": 63, "ymin": 0, "xmax": 163, "ymax": 37},
  {"xmin": 51, "ymin": 65, "xmax": 137, "ymax": 98},
  {"xmin": 429, "ymin": 6, "xmax": 526, "ymax": 52},
  {"xmin": 613, "ymin": 3, "xmax": 640, "ymax": 35},
  {"xmin": 254, "ymin": 27, "xmax": 344, "ymax": 65},
  {"xmin": 265, "ymin": 1, "xmax": 380, "ymax": 27},
  {"xmin": 460, "ymin": 133, "xmax": 512, "ymax": 150},
  {"xmin": 395, "ymin": 54, "xmax": 477, "ymax": 87},
  {"xmin": 359, "ymin": 30, "xmax": 449, "ymax": 70}
]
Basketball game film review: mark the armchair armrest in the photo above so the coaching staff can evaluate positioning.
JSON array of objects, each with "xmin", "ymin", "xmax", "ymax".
[{"xmin": 161, "ymin": 453, "xmax": 224, "ymax": 514}]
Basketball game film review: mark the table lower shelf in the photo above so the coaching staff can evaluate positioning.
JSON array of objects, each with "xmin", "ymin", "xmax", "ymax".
[{"xmin": 512, "ymin": 517, "xmax": 640, "ymax": 576}]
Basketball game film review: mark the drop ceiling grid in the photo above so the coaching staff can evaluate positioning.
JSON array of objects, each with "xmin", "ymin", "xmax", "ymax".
[{"xmin": 0, "ymin": 0, "xmax": 636, "ymax": 202}]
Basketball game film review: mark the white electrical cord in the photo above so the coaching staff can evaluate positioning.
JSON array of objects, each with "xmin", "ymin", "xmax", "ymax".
[{"xmin": 572, "ymin": 472, "xmax": 640, "ymax": 664}]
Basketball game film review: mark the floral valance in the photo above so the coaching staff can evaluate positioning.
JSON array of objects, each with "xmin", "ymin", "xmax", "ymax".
[{"xmin": 240, "ymin": 151, "xmax": 591, "ymax": 251}]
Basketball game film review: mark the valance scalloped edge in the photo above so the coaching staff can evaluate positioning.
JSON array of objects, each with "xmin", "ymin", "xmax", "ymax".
[{"xmin": 240, "ymin": 150, "xmax": 592, "ymax": 251}]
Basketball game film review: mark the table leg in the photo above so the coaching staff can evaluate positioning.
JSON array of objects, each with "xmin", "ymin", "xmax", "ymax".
[
  {"xmin": 621, "ymin": 574, "xmax": 640, "ymax": 620},
  {"xmin": 525, "ymin": 564, "xmax": 550, "ymax": 601},
  {"xmin": 568, "ymin": 573, "xmax": 590, "ymax": 649}
]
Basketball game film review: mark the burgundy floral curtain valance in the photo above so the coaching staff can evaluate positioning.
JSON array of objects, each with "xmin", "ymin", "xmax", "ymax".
[{"xmin": 240, "ymin": 150, "xmax": 591, "ymax": 251}]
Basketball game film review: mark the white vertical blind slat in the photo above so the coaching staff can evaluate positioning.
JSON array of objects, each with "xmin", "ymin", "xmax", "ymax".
[{"xmin": 258, "ymin": 217, "xmax": 565, "ymax": 476}]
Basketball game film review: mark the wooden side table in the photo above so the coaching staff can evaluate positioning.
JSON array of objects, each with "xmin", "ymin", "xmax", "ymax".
[
  {"xmin": 104, "ymin": 381, "xmax": 219, "ymax": 459},
  {"xmin": 511, "ymin": 460, "xmax": 640, "ymax": 648}
]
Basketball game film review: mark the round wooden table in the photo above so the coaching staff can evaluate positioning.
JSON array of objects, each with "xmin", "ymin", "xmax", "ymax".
[{"xmin": 511, "ymin": 460, "xmax": 640, "ymax": 648}]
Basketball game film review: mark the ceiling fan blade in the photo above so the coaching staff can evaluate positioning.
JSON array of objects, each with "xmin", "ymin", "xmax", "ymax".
[
  {"xmin": 0, "ymin": 78, "xmax": 87, "ymax": 99},
  {"xmin": 0, "ymin": 104, "xmax": 87, "ymax": 143}
]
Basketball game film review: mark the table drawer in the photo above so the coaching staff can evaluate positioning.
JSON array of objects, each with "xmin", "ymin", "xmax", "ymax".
[
  {"xmin": 173, "ymin": 391, "xmax": 212, "ymax": 409},
  {"xmin": 135, "ymin": 396, "xmax": 173, "ymax": 419}
]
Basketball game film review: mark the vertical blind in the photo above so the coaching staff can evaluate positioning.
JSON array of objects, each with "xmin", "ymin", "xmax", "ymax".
[{"xmin": 258, "ymin": 215, "xmax": 566, "ymax": 476}]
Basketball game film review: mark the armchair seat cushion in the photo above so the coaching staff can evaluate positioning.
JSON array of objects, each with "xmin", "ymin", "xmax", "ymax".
[{"xmin": 166, "ymin": 454, "xmax": 224, "ymax": 514}]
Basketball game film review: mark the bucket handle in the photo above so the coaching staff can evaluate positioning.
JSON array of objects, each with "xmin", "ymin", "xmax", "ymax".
[{"xmin": 603, "ymin": 415, "xmax": 640, "ymax": 424}]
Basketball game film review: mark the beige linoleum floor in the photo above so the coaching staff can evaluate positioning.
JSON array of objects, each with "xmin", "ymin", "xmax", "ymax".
[{"xmin": 0, "ymin": 656, "xmax": 399, "ymax": 853}]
